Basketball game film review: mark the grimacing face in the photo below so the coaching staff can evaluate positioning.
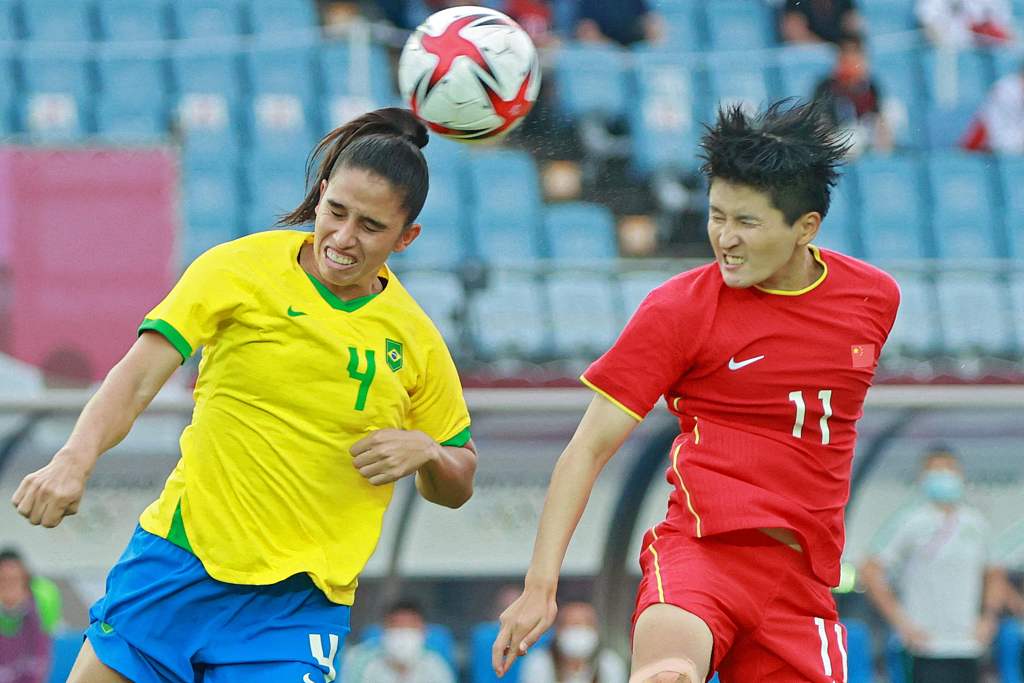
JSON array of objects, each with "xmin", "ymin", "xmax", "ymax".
[
  {"xmin": 304, "ymin": 166, "xmax": 420, "ymax": 300},
  {"xmin": 707, "ymin": 179, "xmax": 821, "ymax": 291}
]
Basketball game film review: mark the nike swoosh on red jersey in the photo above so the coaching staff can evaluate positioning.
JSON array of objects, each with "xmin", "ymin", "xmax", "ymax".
[{"xmin": 728, "ymin": 354, "xmax": 766, "ymax": 371}]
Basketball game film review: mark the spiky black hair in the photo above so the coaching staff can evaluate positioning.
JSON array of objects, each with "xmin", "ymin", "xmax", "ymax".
[{"xmin": 699, "ymin": 98, "xmax": 852, "ymax": 224}]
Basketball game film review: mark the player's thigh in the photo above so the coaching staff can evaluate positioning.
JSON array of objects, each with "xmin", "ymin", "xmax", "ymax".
[
  {"xmin": 631, "ymin": 603, "xmax": 713, "ymax": 683},
  {"xmin": 67, "ymin": 638, "xmax": 132, "ymax": 683}
]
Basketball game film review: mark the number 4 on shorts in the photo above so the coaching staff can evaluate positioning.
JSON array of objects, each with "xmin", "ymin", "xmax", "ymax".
[{"xmin": 304, "ymin": 633, "xmax": 340, "ymax": 683}]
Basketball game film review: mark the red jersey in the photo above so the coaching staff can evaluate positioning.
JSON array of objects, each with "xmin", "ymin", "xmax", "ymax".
[{"xmin": 583, "ymin": 247, "xmax": 900, "ymax": 586}]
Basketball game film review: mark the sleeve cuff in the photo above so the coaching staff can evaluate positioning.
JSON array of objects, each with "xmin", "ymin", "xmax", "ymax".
[
  {"xmin": 579, "ymin": 375, "xmax": 645, "ymax": 422},
  {"xmin": 139, "ymin": 318, "xmax": 193, "ymax": 364},
  {"xmin": 440, "ymin": 426, "xmax": 472, "ymax": 448}
]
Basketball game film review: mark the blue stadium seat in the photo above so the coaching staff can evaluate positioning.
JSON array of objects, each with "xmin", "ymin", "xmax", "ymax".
[
  {"xmin": 245, "ymin": 99, "xmax": 315, "ymax": 168},
  {"xmin": 176, "ymin": 98, "xmax": 242, "ymax": 165},
  {"xmin": 997, "ymin": 156, "xmax": 1024, "ymax": 257},
  {"xmin": 853, "ymin": 155, "xmax": 928, "ymax": 261},
  {"xmin": 704, "ymin": 1, "xmax": 772, "ymax": 50},
  {"xmin": 705, "ymin": 60, "xmax": 771, "ymax": 120},
  {"xmin": 544, "ymin": 202, "xmax": 618, "ymax": 263},
  {"xmin": 0, "ymin": 54, "xmax": 15, "ymax": 135},
  {"xmin": 655, "ymin": 4, "xmax": 704, "ymax": 51},
  {"xmin": 842, "ymin": 619, "xmax": 873, "ymax": 683},
  {"xmin": 814, "ymin": 179, "xmax": 859, "ymax": 257},
  {"xmin": 469, "ymin": 621, "xmax": 553, "ymax": 683},
  {"xmin": 936, "ymin": 273, "xmax": 1014, "ymax": 355},
  {"xmin": 21, "ymin": 53, "xmax": 92, "ymax": 100},
  {"xmin": 96, "ymin": 55, "xmax": 167, "ymax": 104},
  {"xmin": 886, "ymin": 271, "xmax": 938, "ymax": 356},
  {"xmin": 467, "ymin": 149, "xmax": 543, "ymax": 224},
  {"xmin": 183, "ymin": 160, "xmax": 241, "ymax": 229},
  {"xmin": 96, "ymin": 0, "xmax": 168, "ymax": 41},
  {"xmin": 397, "ymin": 165, "xmax": 468, "ymax": 269},
  {"xmin": 356, "ymin": 623, "xmax": 457, "ymax": 672},
  {"xmin": 776, "ymin": 44, "xmax": 836, "ymax": 100},
  {"xmin": 921, "ymin": 48, "xmax": 994, "ymax": 109},
  {"xmin": 1011, "ymin": 274, "xmax": 1024, "ymax": 358},
  {"xmin": 923, "ymin": 104, "xmax": 976, "ymax": 149},
  {"xmin": 554, "ymin": 44, "xmax": 629, "ymax": 121},
  {"xmin": 246, "ymin": 46, "xmax": 317, "ymax": 102},
  {"xmin": 171, "ymin": 0, "xmax": 243, "ymax": 38},
  {"xmin": 19, "ymin": 54, "xmax": 92, "ymax": 137},
  {"xmin": 992, "ymin": 47, "xmax": 1024, "ymax": 78},
  {"xmin": 319, "ymin": 40, "xmax": 396, "ymax": 125},
  {"xmin": 469, "ymin": 272, "xmax": 549, "ymax": 358},
  {"xmin": 249, "ymin": 0, "xmax": 318, "ymax": 33},
  {"xmin": 618, "ymin": 270, "xmax": 669, "ymax": 325},
  {"xmin": 95, "ymin": 98, "xmax": 167, "ymax": 139},
  {"xmin": 860, "ymin": 3, "xmax": 915, "ymax": 36},
  {"xmin": 0, "ymin": 0, "xmax": 17, "ymax": 41},
  {"xmin": 547, "ymin": 272, "xmax": 620, "ymax": 357},
  {"xmin": 243, "ymin": 156, "xmax": 308, "ymax": 233},
  {"xmin": 48, "ymin": 632, "xmax": 83, "ymax": 683},
  {"xmin": 171, "ymin": 52, "xmax": 243, "ymax": 101},
  {"xmin": 471, "ymin": 208, "xmax": 543, "ymax": 264},
  {"xmin": 925, "ymin": 152, "xmax": 1001, "ymax": 259},
  {"xmin": 396, "ymin": 271, "xmax": 464, "ymax": 346},
  {"xmin": 870, "ymin": 49, "xmax": 925, "ymax": 148},
  {"xmin": 20, "ymin": 0, "xmax": 93, "ymax": 42},
  {"xmin": 630, "ymin": 49, "xmax": 702, "ymax": 175},
  {"xmin": 995, "ymin": 617, "xmax": 1024, "ymax": 683}
]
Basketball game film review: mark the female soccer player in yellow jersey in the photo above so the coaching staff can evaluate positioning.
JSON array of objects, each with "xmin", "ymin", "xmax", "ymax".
[{"xmin": 11, "ymin": 108, "xmax": 477, "ymax": 683}]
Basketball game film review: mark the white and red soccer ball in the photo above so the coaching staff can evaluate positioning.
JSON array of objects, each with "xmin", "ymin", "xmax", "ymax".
[{"xmin": 398, "ymin": 6, "xmax": 541, "ymax": 141}]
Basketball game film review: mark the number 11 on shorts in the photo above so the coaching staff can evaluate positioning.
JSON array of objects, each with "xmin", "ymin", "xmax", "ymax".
[{"xmin": 814, "ymin": 617, "xmax": 847, "ymax": 682}]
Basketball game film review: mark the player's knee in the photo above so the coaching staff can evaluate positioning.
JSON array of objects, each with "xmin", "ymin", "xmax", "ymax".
[{"xmin": 629, "ymin": 657, "xmax": 699, "ymax": 683}]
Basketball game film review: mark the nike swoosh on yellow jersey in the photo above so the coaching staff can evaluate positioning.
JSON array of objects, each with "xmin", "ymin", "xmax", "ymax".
[{"xmin": 287, "ymin": 306, "xmax": 307, "ymax": 317}]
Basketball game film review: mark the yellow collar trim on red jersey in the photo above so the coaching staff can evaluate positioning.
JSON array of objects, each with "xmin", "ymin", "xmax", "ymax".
[{"xmin": 755, "ymin": 245, "xmax": 828, "ymax": 297}]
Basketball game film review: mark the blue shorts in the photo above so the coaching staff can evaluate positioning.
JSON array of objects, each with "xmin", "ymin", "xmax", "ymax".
[{"xmin": 87, "ymin": 526, "xmax": 351, "ymax": 683}]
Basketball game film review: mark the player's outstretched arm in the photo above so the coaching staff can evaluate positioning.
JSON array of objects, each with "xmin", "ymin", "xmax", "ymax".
[
  {"xmin": 492, "ymin": 395, "xmax": 638, "ymax": 677},
  {"xmin": 11, "ymin": 332, "xmax": 182, "ymax": 528}
]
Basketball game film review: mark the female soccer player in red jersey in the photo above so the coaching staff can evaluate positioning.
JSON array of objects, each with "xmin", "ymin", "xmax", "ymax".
[{"xmin": 494, "ymin": 99, "xmax": 900, "ymax": 683}]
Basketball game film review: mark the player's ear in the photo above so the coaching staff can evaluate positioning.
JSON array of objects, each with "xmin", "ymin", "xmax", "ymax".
[
  {"xmin": 795, "ymin": 211, "xmax": 821, "ymax": 246},
  {"xmin": 393, "ymin": 223, "xmax": 421, "ymax": 253}
]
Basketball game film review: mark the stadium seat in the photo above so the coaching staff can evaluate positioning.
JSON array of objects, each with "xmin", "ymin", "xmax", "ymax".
[
  {"xmin": 657, "ymin": 4, "xmax": 705, "ymax": 50},
  {"xmin": 860, "ymin": 3, "xmax": 916, "ymax": 36},
  {"xmin": 923, "ymin": 104, "xmax": 977, "ymax": 149},
  {"xmin": 704, "ymin": 0, "xmax": 773, "ymax": 50},
  {"xmin": 546, "ymin": 272, "xmax": 621, "ymax": 358},
  {"xmin": 400, "ymin": 163, "xmax": 468, "ymax": 269},
  {"xmin": 96, "ymin": 0, "xmax": 168, "ymax": 41},
  {"xmin": 869, "ymin": 49, "xmax": 925, "ymax": 148},
  {"xmin": 0, "ymin": 0, "xmax": 17, "ymax": 41},
  {"xmin": 630, "ymin": 49, "xmax": 703, "ymax": 175},
  {"xmin": 183, "ymin": 161, "xmax": 242, "ymax": 231},
  {"xmin": 19, "ymin": 54, "xmax": 92, "ymax": 138},
  {"xmin": 396, "ymin": 271, "xmax": 464, "ymax": 346},
  {"xmin": 20, "ymin": 0, "xmax": 93, "ymax": 42},
  {"xmin": 471, "ymin": 208, "xmax": 543, "ymax": 264},
  {"xmin": 95, "ymin": 55, "xmax": 168, "ymax": 104},
  {"xmin": 886, "ymin": 271, "xmax": 938, "ymax": 356},
  {"xmin": 171, "ymin": 53, "xmax": 244, "ymax": 162},
  {"xmin": 936, "ymin": 272, "xmax": 1014, "ymax": 356},
  {"xmin": 705, "ymin": 60, "xmax": 771, "ymax": 120},
  {"xmin": 553, "ymin": 44, "xmax": 629, "ymax": 122},
  {"xmin": 853, "ymin": 155, "xmax": 929, "ymax": 261},
  {"xmin": 814, "ymin": 180, "xmax": 859, "ymax": 257},
  {"xmin": 1008, "ymin": 273, "xmax": 1024, "ymax": 357},
  {"xmin": 95, "ymin": 98, "xmax": 167, "ymax": 140},
  {"xmin": 842, "ymin": 619, "xmax": 873, "ymax": 683},
  {"xmin": 776, "ymin": 44, "xmax": 837, "ymax": 101},
  {"xmin": 544, "ymin": 202, "xmax": 618, "ymax": 263},
  {"xmin": 925, "ymin": 152, "xmax": 1001, "ymax": 259},
  {"xmin": 995, "ymin": 617, "xmax": 1024, "ymax": 683},
  {"xmin": 997, "ymin": 156, "xmax": 1024, "ymax": 258},
  {"xmin": 0, "ymin": 54, "xmax": 15, "ymax": 135},
  {"xmin": 992, "ymin": 47, "xmax": 1024, "ymax": 78},
  {"xmin": 170, "ymin": 0, "xmax": 243, "ymax": 38},
  {"xmin": 21, "ymin": 53, "xmax": 92, "ymax": 101},
  {"xmin": 467, "ymin": 149, "xmax": 543, "ymax": 226},
  {"xmin": 242, "ymin": 156, "xmax": 308, "ymax": 233},
  {"xmin": 248, "ymin": 0, "xmax": 318, "ymax": 34},
  {"xmin": 246, "ymin": 46, "xmax": 317, "ymax": 103},
  {"xmin": 356, "ymin": 623, "xmax": 458, "ymax": 673},
  {"xmin": 921, "ymin": 48, "xmax": 994, "ymax": 110},
  {"xmin": 319, "ymin": 39, "xmax": 396, "ymax": 122},
  {"xmin": 469, "ymin": 272, "xmax": 549, "ymax": 358},
  {"xmin": 171, "ymin": 52, "xmax": 244, "ymax": 102},
  {"xmin": 618, "ymin": 270, "xmax": 669, "ymax": 325},
  {"xmin": 245, "ymin": 97, "xmax": 316, "ymax": 167},
  {"xmin": 48, "ymin": 632, "xmax": 83, "ymax": 683}
]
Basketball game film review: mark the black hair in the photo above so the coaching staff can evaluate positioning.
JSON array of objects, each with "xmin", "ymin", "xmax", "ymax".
[
  {"xmin": 279, "ymin": 107, "xmax": 429, "ymax": 228},
  {"xmin": 0, "ymin": 548, "xmax": 24, "ymax": 564},
  {"xmin": 837, "ymin": 30, "xmax": 865, "ymax": 50},
  {"xmin": 385, "ymin": 597, "xmax": 426, "ymax": 618},
  {"xmin": 699, "ymin": 98, "xmax": 852, "ymax": 224}
]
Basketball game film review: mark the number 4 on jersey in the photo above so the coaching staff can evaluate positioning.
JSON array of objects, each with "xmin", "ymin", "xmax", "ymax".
[
  {"xmin": 789, "ymin": 389, "xmax": 833, "ymax": 445},
  {"xmin": 346, "ymin": 348, "xmax": 376, "ymax": 411}
]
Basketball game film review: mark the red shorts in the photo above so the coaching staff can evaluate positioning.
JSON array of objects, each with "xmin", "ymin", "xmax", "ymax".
[{"xmin": 634, "ymin": 526, "xmax": 848, "ymax": 682}]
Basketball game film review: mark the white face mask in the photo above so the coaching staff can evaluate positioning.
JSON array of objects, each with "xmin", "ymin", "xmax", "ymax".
[
  {"xmin": 382, "ymin": 627, "xmax": 425, "ymax": 665},
  {"xmin": 557, "ymin": 626, "xmax": 599, "ymax": 659}
]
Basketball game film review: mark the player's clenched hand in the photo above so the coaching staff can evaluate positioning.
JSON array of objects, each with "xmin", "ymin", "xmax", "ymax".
[
  {"xmin": 12, "ymin": 450, "xmax": 92, "ymax": 528},
  {"xmin": 492, "ymin": 588, "xmax": 557, "ymax": 677},
  {"xmin": 350, "ymin": 429, "xmax": 441, "ymax": 485}
]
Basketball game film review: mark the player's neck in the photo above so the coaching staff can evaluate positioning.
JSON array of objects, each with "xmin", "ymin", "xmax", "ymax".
[{"xmin": 758, "ymin": 246, "xmax": 822, "ymax": 292}]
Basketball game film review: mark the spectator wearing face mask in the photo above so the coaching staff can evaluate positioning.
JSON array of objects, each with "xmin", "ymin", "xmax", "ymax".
[
  {"xmin": 0, "ymin": 548, "xmax": 52, "ymax": 683},
  {"xmin": 518, "ymin": 601, "xmax": 627, "ymax": 683},
  {"xmin": 342, "ymin": 599, "xmax": 455, "ymax": 683},
  {"xmin": 860, "ymin": 446, "xmax": 1012, "ymax": 683}
]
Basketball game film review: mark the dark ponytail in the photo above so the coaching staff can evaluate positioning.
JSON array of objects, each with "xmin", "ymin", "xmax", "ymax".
[{"xmin": 278, "ymin": 107, "xmax": 430, "ymax": 227}]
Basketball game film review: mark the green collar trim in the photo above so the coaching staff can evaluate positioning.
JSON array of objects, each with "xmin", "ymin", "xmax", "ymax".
[{"xmin": 305, "ymin": 273, "xmax": 383, "ymax": 313}]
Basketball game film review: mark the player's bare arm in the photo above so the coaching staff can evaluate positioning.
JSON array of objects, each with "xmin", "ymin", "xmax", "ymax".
[
  {"xmin": 492, "ymin": 394, "xmax": 638, "ymax": 677},
  {"xmin": 350, "ymin": 430, "xmax": 477, "ymax": 508},
  {"xmin": 11, "ymin": 332, "xmax": 182, "ymax": 528}
]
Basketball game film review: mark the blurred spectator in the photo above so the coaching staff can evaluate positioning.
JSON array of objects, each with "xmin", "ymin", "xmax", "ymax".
[
  {"xmin": 518, "ymin": 601, "xmax": 627, "ymax": 683},
  {"xmin": 962, "ymin": 60, "xmax": 1024, "ymax": 154},
  {"xmin": 342, "ymin": 598, "xmax": 456, "ymax": 683},
  {"xmin": 916, "ymin": 0, "xmax": 1014, "ymax": 47},
  {"xmin": 575, "ymin": 0, "xmax": 664, "ymax": 47},
  {"xmin": 780, "ymin": 0, "xmax": 862, "ymax": 44},
  {"xmin": 860, "ymin": 446, "xmax": 1009, "ymax": 683},
  {"xmin": 505, "ymin": 0, "xmax": 558, "ymax": 48},
  {"xmin": 0, "ymin": 549, "xmax": 51, "ymax": 683},
  {"xmin": 812, "ymin": 32, "xmax": 893, "ymax": 155}
]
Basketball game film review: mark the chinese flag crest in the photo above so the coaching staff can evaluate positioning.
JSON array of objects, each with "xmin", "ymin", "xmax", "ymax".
[{"xmin": 851, "ymin": 344, "xmax": 876, "ymax": 368}]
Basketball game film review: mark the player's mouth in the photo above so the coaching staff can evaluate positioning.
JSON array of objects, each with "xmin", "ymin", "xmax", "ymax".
[
  {"xmin": 324, "ymin": 246, "xmax": 357, "ymax": 270},
  {"xmin": 721, "ymin": 254, "xmax": 745, "ymax": 270}
]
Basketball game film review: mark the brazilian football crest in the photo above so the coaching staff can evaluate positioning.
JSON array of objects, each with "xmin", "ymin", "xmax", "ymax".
[{"xmin": 385, "ymin": 339, "xmax": 403, "ymax": 372}]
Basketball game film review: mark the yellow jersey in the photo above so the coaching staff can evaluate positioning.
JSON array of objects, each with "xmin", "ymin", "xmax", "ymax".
[{"xmin": 137, "ymin": 230, "xmax": 471, "ymax": 605}]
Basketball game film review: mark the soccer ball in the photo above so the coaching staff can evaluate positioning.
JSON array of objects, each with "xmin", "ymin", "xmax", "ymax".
[{"xmin": 398, "ymin": 6, "xmax": 541, "ymax": 141}]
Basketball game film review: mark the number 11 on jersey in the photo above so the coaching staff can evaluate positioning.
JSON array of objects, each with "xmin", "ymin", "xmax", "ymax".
[{"xmin": 789, "ymin": 390, "xmax": 833, "ymax": 445}]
